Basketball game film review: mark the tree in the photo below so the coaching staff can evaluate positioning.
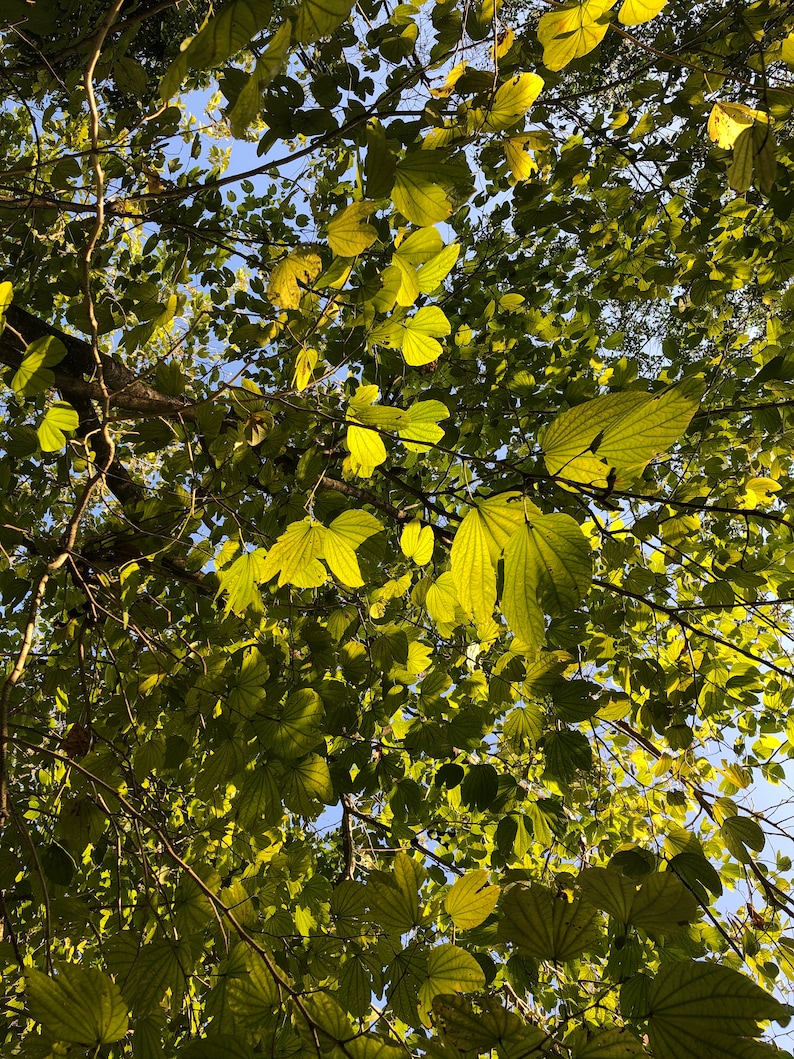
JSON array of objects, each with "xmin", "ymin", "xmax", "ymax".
[{"xmin": 2, "ymin": 0, "xmax": 794, "ymax": 1054}]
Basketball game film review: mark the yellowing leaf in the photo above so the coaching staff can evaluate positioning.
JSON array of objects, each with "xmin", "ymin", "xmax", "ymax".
[
  {"xmin": 541, "ymin": 385, "xmax": 699, "ymax": 488},
  {"xmin": 37, "ymin": 401, "xmax": 79, "ymax": 452},
  {"xmin": 390, "ymin": 255, "xmax": 421, "ymax": 307},
  {"xmin": 472, "ymin": 73, "xmax": 544, "ymax": 132},
  {"xmin": 416, "ymin": 243, "xmax": 460, "ymax": 293},
  {"xmin": 0, "ymin": 280, "xmax": 12, "ymax": 332},
  {"xmin": 419, "ymin": 944, "xmax": 486, "ymax": 1020},
  {"xmin": 347, "ymin": 425, "xmax": 387, "ymax": 477},
  {"xmin": 504, "ymin": 136, "xmax": 538, "ymax": 181},
  {"xmin": 268, "ymin": 248, "xmax": 322, "ymax": 308},
  {"xmin": 259, "ymin": 519, "xmax": 327, "ymax": 586},
  {"xmin": 216, "ymin": 548, "xmax": 267, "ymax": 614},
  {"xmin": 445, "ymin": 871, "xmax": 500, "ymax": 929},
  {"xmin": 327, "ymin": 201, "xmax": 378, "ymax": 257},
  {"xmin": 501, "ymin": 524, "xmax": 546, "ymax": 649},
  {"xmin": 292, "ymin": 347, "xmax": 319, "ymax": 391},
  {"xmin": 400, "ymin": 519, "xmax": 434, "ymax": 565},
  {"xmin": 12, "ymin": 335, "xmax": 67, "ymax": 397},
  {"xmin": 618, "ymin": 0, "xmax": 667, "ymax": 24},
  {"xmin": 395, "ymin": 226, "xmax": 444, "ymax": 265},
  {"xmin": 402, "ymin": 306, "xmax": 451, "ymax": 366},
  {"xmin": 538, "ymin": 0, "xmax": 616, "ymax": 71},
  {"xmin": 324, "ymin": 510, "xmax": 383, "ymax": 586},
  {"xmin": 451, "ymin": 510, "xmax": 497, "ymax": 625},
  {"xmin": 399, "ymin": 400, "xmax": 449, "ymax": 451},
  {"xmin": 392, "ymin": 154, "xmax": 452, "ymax": 226},
  {"xmin": 426, "ymin": 572, "xmax": 459, "ymax": 625},
  {"xmin": 293, "ymin": 0, "xmax": 354, "ymax": 41},
  {"xmin": 708, "ymin": 102, "xmax": 770, "ymax": 149},
  {"xmin": 784, "ymin": 32, "xmax": 794, "ymax": 65}
]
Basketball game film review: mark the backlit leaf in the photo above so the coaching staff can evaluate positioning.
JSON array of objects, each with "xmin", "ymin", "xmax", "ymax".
[
  {"xmin": 26, "ymin": 966, "xmax": 129, "ymax": 1045},
  {"xmin": 328, "ymin": 201, "xmax": 379, "ymax": 257},
  {"xmin": 538, "ymin": 0, "xmax": 617, "ymax": 71},
  {"xmin": 445, "ymin": 870, "xmax": 500, "ymax": 929},
  {"xmin": 497, "ymin": 883, "xmax": 600, "ymax": 961},
  {"xmin": 37, "ymin": 400, "xmax": 79, "ymax": 451}
]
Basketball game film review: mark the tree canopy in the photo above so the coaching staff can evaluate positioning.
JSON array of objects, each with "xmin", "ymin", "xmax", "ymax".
[{"xmin": 3, "ymin": 0, "xmax": 794, "ymax": 1056}]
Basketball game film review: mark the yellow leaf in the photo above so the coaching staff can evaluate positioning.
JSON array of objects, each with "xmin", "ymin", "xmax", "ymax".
[
  {"xmin": 538, "ymin": 0, "xmax": 616, "ymax": 71},
  {"xmin": 400, "ymin": 519, "xmax": 434, "ymax": 565},
  {"xmin": 426, "ymin": 572, "xmax": 459, "ymax": 626},
  {"xmin": 346, "ymin": 425, "xmax": 387, "ymax": 477},
  {"xmin": 268, "ymin": 248, "xmax": 322, "ymax": 308},
  {"xmin": 259, "ymin": 520, "xmax": 327, "ymax": 587},
  {"xmin": 471, "ymin": 73, "xmax": 544, "ymax": 132},
  {"xmin": 618, "ymin": 0, "xmax": 667, "ymax": 24},
  {"xmin": 445, "ymin": 871, "xmax": 500, "ymax": 929},
  {"xmin": 707, "ymin": 101, "xmax": 770, "ymax": 150},
  {"xmin": 784, "ymin": 33, "xmax": 794, "ymax": 65},
  {"xmin": 504, "ymin": 136, "xmax": 538, "ymax": 181},
  {"xmin": 292, "ymin": 347, "xmax": 319, "ymax": 391},
  {"xmin": 327, "ymin": 201, "xmax": 378, "ymax": 257},
  {"xmin": 451, "ymin": 509, "xmax": 497, "ymax": 625}
]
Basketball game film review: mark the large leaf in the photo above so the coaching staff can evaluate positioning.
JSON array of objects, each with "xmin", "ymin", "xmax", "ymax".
[
  {"xmin": 501, "ymin": 515, "xmax": 591, "ymax": 647},
  {"xmin": 537, "ymin": 0, "xmax": 617, "ymax": 71},
  {"xmin": 12, "ymin": 335, "xmax": 66, "ymax": 397},
  {"xmin": 646, "ymin": 962, "xmax": 787, "ymax": 1059},
  {"xmin": 26, "ymin": 966, "xmax": 129, "ymax": 1045},
  {"xmin": 293, "ymin": 0, "xmax": 355, "ymax": 41},
  {"xmin": 392, "ymin": 154, "xmax": 454, "ymax": 226},
  {"xmin": 328, "ymin": 201, "xmax": 379, "ymax": 257},
  {"xmin": 541, "ymin": 386, "xmax": 699, "ymax": 487},
  {"xmin": 161, "ymin": 0, "xmax": 273, "ymax": 99},
  {"xmin": 497, "ymin": 883, "xmax": 600, "ymax": 961},
  {"xmin": 418, "ymin": 944, "xmax": 486, "ymax": 1015},
  {"xmin": 445, "ymin": 870, "xmax": 500, "ymax": 929},
  {"xmin": 577, "ymin": 868, "xmax": 700, "ymax": 934},
  {"xmin": 37, "ymin": 400, "xmax": 79, "ymax": 451}
]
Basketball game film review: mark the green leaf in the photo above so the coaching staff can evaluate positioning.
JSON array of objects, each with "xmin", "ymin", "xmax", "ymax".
[
  {"xmin": 392, "ymin": 154, "xmax": 453, "ymax": 226},
  {"xmin": 445, "ymin": 870, "xmax": 500, "ymax": 929},
  {"xmin": 399, "ymin": 400, "xmax": 449, "ymax": 450},
  {"xmin": 577, "ymin": 868, "xmax": 700, "ymax": 933},
  {"xmin": 367, "ymin": 852, "xmax": 424, "ymax": 934},
  {"xmin": 26, "ymin": 965, "xmax": 129, "ymax": 1045},
  {"xmin": 12, "ymin": 336, "xmax": 67, "ymax": 397},
  {"xmin": 541, "ymin": 385, "xmax": 699, "ymax": 488},
  {"xmin": 497, "ymin": 883, "xmax": 600, "ymax": 961},
  {"xmin": 418, "ymin": 944, "xmax": 486, "ymax": 1014},
  {"xmin": 568, "ymin": 1027, "xmax": 646, "ymax": 1058},
  {"xmin": 228, "ymin": 21, "xmax": 291, "ymax": 137},
  {"xmin": 259, "ymin": 519, "xmax": 327, "ymax": 587},
  {"xmin": 328, "ymin": 201, "xmax": 378, "ymax": 256},
  {"xmin": 37, "ymin": 400, "xmax": 79, "ymax": 451},
  {"xmin": 502, "ymin": 515, "xmax": 591, "ymax": 647},
  {"xmin": 538, "ymin": 0, "xmax": 616, "ymax": 71},
  {"xmin": 647, "ymin": 962, "xmax": 786, "ymax": 1059},
  {"xmin": 161, "ymin": 0, "xmax": 274, "ymax": 99},
  {"xmin": 721, "ymin": 816, "xmax": 765, "ymax": 863},
  {"xmin": 293, "ymin": 0, "xmax": 355, "ymax": 41},
  {"xmin": 255, "ymin": 688, "xmax": 324, "ymax": 758}
]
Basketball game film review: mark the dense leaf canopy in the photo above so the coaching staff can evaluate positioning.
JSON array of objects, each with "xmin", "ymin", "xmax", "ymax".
[{"xmin": 2, "ymin": 0, "xmax": 794, "ymax": 1056}]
